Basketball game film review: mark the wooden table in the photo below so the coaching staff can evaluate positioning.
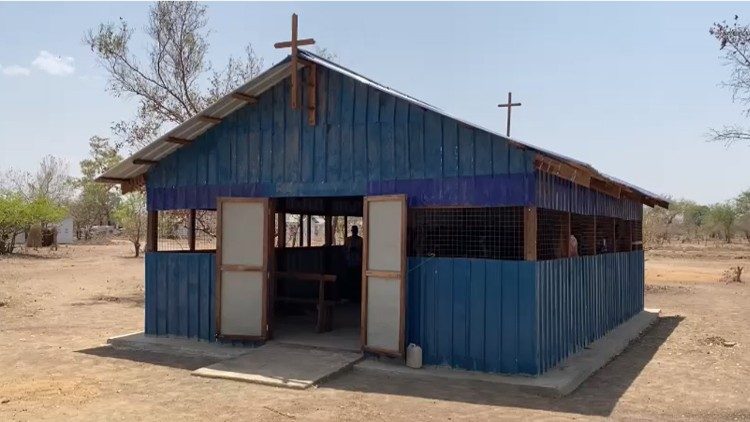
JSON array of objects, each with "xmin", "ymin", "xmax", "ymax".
[{"xmin": 275, "ymin": 271, "xmax": 337, "ymax": 332}]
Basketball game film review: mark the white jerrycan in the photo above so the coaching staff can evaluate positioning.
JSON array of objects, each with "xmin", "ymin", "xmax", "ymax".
[{"xmin": 406, "ymin": 343, "xmax": 423, "ymax": 369}]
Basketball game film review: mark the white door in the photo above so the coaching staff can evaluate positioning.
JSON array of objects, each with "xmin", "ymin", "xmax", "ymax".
[
  {"xmin": 216, "ymin": 198, "xmax": 270, "ymax": 340},
  {"xmin": 361, "ymin": 195, "xmax": 407, "ymax": 356}
]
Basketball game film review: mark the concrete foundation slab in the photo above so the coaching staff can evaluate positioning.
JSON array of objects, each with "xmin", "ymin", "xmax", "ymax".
[
  {"xmin": 192, "ymin": 343, "xmax": 363, "ymax": 389},
  {"xmin": 107, "ymin": 332, "xmax": 253, "ymax": 360},
  {"xmin": 356, "ymin": 308, "xmax": 660, "ymax": 397}
]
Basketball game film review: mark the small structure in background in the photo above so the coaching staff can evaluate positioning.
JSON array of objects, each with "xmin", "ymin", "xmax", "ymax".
[{"xmin": 56, "ymin": 217, "xmax": 74, "ymax": 244}]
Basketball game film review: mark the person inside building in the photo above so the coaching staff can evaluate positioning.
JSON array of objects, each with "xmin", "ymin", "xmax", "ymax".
[
  {"xmin": 344, "ymin": 225, "xmax": 363, "ymax": 301},
  {"xmin": 569, "ymin": 234, "xmax": 579, "ymax": 257}
]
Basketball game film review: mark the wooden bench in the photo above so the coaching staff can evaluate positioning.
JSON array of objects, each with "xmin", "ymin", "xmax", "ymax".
[{"xmin": 275, "ymin": 271, "xmax": 337, "ymax": 333}]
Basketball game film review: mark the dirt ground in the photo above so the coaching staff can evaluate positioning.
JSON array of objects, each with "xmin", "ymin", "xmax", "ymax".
[{"xmin": 1, "ymin": 241, "xmax": 749, "ymax": 421}]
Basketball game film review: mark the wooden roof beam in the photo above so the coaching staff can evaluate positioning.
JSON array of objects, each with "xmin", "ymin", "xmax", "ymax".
[
  {"xmin": 98, "ymin": 177, "xmax": 130, "ymax": 183},
  {"xmin": 590, "ymin": 178, "xmax": 621, "ymax": 198},
  {"xmin": 132, "ymin": 158, "xmax": 158, "ymax": 165},
  {"xmin": 231, "ymin": 92, "xmax": 258, "ymax": 103},
  {"xmin": 198, "ymin": 115, "xmax": 222, "ymax": 124},
  {"xmin": 165, "ymin": 136, "xmax": 192, "ymax": 145}
]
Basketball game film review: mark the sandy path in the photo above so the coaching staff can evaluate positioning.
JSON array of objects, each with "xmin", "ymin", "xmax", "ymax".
[{"xmin": 0, "ymin": 242, "xmax": 748, "ymax": 420}]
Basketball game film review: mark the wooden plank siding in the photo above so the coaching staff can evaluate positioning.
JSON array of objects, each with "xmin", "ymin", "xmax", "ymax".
[
  {"xmin": 146, "ymin": 66, "xmax": 536, "ymax": 210},
  {"xmin": 145, "ymin": 252, "xmax": 217, "ymax": 342}
]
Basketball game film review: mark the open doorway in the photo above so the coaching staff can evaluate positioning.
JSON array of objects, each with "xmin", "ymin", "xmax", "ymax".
[{"xmin": 269, "ymin": 196, "xmax": 364, "ymax": 352}]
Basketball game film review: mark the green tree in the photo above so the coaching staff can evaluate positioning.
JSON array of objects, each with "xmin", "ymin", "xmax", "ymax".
[
  {"xmin": 69, "ymin": 136, "xmax": 122, "ymax": 239},
  {"xmin": 708, "ymin": 202, "xmax": 737, "ymax": 243},
  {"xmin": 734, "ymin": 189, "xmax": 750, "ymax": 242},
  {"xmin": 113, "ymin": 192, "xmax": 147, "ymax": 257},
  {"xmin": 0, "ymin": 194, "xmax": 29, "ymax": 254},
  {"xmin": 0, "ymin": 194, "xmax": 66, "ymax": 254},
  {"xmin": 85, "ymin": 2, "xmax": 263, "ymax": 150}
]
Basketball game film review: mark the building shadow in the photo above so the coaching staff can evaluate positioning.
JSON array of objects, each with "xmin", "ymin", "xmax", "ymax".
[
  {"xmin": 323, "ymin": 315, "xmax": 683, "ymax": 417},
  {"xmin": 76, "ymin": 345, "xmax": 219, "ymax": 371}
]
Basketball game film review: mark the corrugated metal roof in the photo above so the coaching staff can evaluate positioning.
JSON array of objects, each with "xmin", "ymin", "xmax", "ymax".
[{"xmin": 98, "ymin": 49, "xmax": 667, "ymax": 206}]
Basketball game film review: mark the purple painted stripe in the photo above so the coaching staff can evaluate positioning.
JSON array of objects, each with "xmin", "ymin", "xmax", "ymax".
[
  {"xmin": 147, "ymin": 174, "xmax": 535, "ymax": 211},
  {"xmin": 368, "ymin": 174, "xmax": 534, "ymax": 207}
]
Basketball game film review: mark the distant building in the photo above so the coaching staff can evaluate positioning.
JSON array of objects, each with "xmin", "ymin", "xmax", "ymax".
[
  {"xmin": 56, "ymin": 217, "xmax": 74, "ymax": 244},
  {"xmin": 14, "ymin": 217, "xmax": 74, "ymax": 245}
]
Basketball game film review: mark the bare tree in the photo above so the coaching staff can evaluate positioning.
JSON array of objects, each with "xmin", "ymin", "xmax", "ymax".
[
  {"xmin": 709, "ymin": 16, "xmax": 750, "ymax": 145},
  {"xmin": 85, "ymin": 2, "xmax": 263, "ymax": 150},
  {"xmin": 114, "ymin": 192, "xmax": 147, "ymax": 257},
  {"xmin": 2, "ymin": 156, "xmax": 73, "ymax": 205},
  {"xmin": 314, "ymin": 47, "xmax": 338, "ymax": 62}
]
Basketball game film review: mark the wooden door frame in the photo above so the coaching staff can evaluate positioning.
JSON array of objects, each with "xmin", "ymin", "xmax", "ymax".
[
  {"xmin": 360, "ymin": 194, "xmax": 407, "ymax": 357},
  {"xmin": 215, "ymin": 197, "xmax": 271, "ymax": 341}
]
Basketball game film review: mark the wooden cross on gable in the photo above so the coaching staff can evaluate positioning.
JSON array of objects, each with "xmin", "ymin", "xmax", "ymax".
[
  {"xmin": 274, "ymin": 13, "xmax": 315, "ymax": 111},
  {"xmin": 497, "ymin": 92, "xmax": 522, "ymax": 137}
]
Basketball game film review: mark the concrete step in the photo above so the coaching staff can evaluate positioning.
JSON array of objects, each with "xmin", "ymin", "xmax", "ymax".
[{"xmin": 192, "ymin": 343, "xmax": 363, "ymax": 389}]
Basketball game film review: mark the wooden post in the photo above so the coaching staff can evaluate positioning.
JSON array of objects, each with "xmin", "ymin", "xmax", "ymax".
[
  {"xmin": 613, "ymin": 219, "xmax": 618, "ymax": 253},
  {"xmin": 306, "ymin": 214, "xmax": 312, "ymax": 247},
  {"xmin": 324, "ymin": 214, "xmax": 332, "ymax": 246},
  {"xmin": 565, "ymin": 212, "xmax": 572, "ymax": 257},
  {"xmin": 188, "ymin": 209, "xmax": 196, "ymax": 251},
  {"xmin": 146, "ymin": 211, "xmax": 158, "ymax": 252},
  {"xmin": 626, "ymin": 220, "xmax": 633, "ymax": 251},
  {"xmin": 524, "ymin": 207, "xmax": 537, "ymax": 261},
  {"xmin": 298, "ymin": 214, "xmax": 304, "ymax": 246},
  {"xmin": 307, "ymin": 63, "xmax": 317, "ymax": 126},
  {"xmin": 278, "ymin": 212, "xmax": 287, "ymax": 248},
  {"xmin": 590, "ymin": 216, "xmax": 597, "ymax": 255}
]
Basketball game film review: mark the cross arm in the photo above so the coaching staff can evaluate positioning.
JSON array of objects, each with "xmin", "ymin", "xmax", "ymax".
[
  {"xmin": 498, "ymin": 103, "xmax": 522, "ymax": 108},
  {"xmin": 274, "ymin": 38, "xmax": 316, "ymax": 49}
]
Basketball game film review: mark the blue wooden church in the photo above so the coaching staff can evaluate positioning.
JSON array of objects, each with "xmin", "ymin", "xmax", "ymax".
[{"xmin": 99, "ymin": 45, "xmax": 667, "ymax": 375}]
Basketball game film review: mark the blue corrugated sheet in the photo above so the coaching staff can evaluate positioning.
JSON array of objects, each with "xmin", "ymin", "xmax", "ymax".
[
  {"xmin": 407, "ymin": 251, "xmax": 644, "ymax": 375},
  {"xmin": 143, "ymin": 250, "xmax": 643, "ymax": 374},
  {"xmin": 147, "ymin": 65, "xmax": 535, "ymax": 210},
  {"xmin": 145, "ymin": 252, "xmax": 216, "ymax": 341},
  {"xmin": 536, "ymin": 251, "xmax": 644, "ymax": 372},
  {"xmin": 407, "ymin": 257, "xmax": 539, "ymax": 375},
  {"xmin": 536, "ymin": 171, "xmax": 642, "ymax": 220}
]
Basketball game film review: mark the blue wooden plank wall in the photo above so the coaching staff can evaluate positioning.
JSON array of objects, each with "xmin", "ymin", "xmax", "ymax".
[
  {"xmin": 145, "ymin": 252, "xmax": 216, "ymax": 342},
  {"xmin": 536, "ymin": 171, "xmax": 642, "ymax": 220},
  {"xmin": 406, "ymin": 257, "xmax": 539, "ymax": 375},
  {"xmin": 147, "ymin": 66, "xmax": 536, "ymax": 210},
  {"xmin": 536, "ymin": 250, "xmax": 644, "ymax": 373}
]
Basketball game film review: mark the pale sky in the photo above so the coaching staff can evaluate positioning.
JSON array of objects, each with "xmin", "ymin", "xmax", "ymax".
[{"xmin": 1, "ymin": 2, "xmax": 749, "ymax": 204}]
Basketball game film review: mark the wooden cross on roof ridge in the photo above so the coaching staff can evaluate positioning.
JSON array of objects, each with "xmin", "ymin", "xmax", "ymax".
[
  {"xmin": 274, "ymin": 13, "xmax": 315, "ymax": 110},
  {"xmin": 497, "ymin": 92, "xmax": 522, "ymax": 137}
]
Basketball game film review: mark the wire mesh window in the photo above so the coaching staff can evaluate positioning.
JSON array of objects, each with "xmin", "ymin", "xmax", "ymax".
[
  {"xmin": 284, "ymin": 214, "xmax": 304, "ymax": 247},
  {"xmin": 157, "ymin": 210, "xmax": 191, "ymax": 251},
  {"xmin": 308, "ymin": 216, "xmax": 326, "ymax": 246},
  {"xmin": 570, "ymin": 213, "xmax": 596, "ymax": 256},
  {"xmin": 408, "ymin": 207, "xmax": 523, "ymax": 260},
  {"xmin": 595, "ymin": 216, "xmax": 615, "ymax": 254},
  {"xmin": 615, "ymin": 219, "xmax": 632, "ymax": 252},
  {"xmin": 194, "ymin": 210, "xmax": 217, "ymax": 250},
  {"xmin": 631, "ymin": 220, "xmax": 643, "ymax": 250},
  {"xmin": 156, "ymin": 210, "xmax": 216, "ymax": 251},
  {"xmin": 537, "ymin": 209, "xmax": 570, "ymax": 260}
]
